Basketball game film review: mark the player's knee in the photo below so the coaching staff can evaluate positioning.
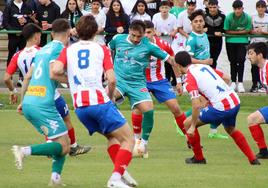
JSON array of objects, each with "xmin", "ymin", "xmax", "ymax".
[
  {"xmin": 224, "ymin": 126, "xmax": 235, "ymax": 135},
  {"xmin": 247, "ymin": 113, "xmax": 257, "ymax": 126},
  {"xmin": 171, "ymin": 105, "xmax": 181, "ymax": 116}
]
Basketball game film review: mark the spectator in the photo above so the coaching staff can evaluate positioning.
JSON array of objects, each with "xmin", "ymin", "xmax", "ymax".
[
  {"xmin": 169, "ymin": 0, "xmax": 186, "ymax": 18},
  {"xmin": 35, "ymin": 0, "xmax": 61, "ymax": 46},
  {"xmin": 90, "ymin": 0, "xmax": 106, "ymax": 44},
  {"xmin": 250, "ymin": 0, "xmax": 268, "ymax": 93},
  {"xmin": 130, "ymin": 0, "xmax": 151, "ymax": 22},
  {"xmin": 146, "ymin": 0, "xmax": 161, "ymax": 17},
  {"xmin": 77, "ymin": 0, "xmax": 91, "ymax": 15},
  {"xmin": 102, "ymin": 0, "xmax": 111, "ymax": 14},
  {"xmin": 224, "ymin": 0, "xmax": 251, "ymax": 93},
  {"xmin": 204, "ymin": 0, "xmax": 225, "ymax": 68},
  {"xmin": 104, "ymin": 0, "xmax": 130, "ymax": 44},
  {"xmin": 3, "ymin": 0, "xmax": 32, "ymax": 86}
]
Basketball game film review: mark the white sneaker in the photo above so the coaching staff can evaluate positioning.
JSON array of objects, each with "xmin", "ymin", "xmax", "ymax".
[
  {"xmin": 122, "ymin": 171, "xmax": 138, "ymax": 187},
  {"xmin": 48, "ymin": 179, "xmax": 66, "ymax": 187},
  {"xmin": 230, "ymin": 82, "xmax": 237, "ymax": 91},
  {"xmin": 11, "ymin": 145, "xmax": 24, "ymax": 170},
  {"xmin": 237, "ymin": 82, "xmax": 245, "ymax": 93},
  {"xmin": 132, "ymin": 139, "xmax": 148, "ymax": 158},
  {"xmin": 107, "ymin": 179, "xmax": 131, "ymax": 188}
]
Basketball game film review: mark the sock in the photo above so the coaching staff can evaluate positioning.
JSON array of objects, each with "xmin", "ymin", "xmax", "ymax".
[
  {"xmin": 107, "ymin": 144, "xmax": 120, "ymax": 164},
  {"xmin": 209, "ymin": 127, "xmax": 217, "ymax": 134},
  {"xmin": 249, "ymin": 124, "xmax": 267, "ymax": 150},
  {"xmin": 132, "ymin": 112, "xmax": 142, "ymax": 139},
  {"xmin": 52, "ymin": 155, "xmax": 66, "ymax": 174},
  {"xmin": 113, "ymin": 149, "xmax": 132, "ymax": 175},
  {"xmin": 51, "ymin": 172, "xmax": 61, "ymax": 182},
  {"xmin": 175, "ymin": 113, "xmax": 187, "ymax": 135},
  {"xmin": 22, "ymin": 146, "xmax": 31, "ymax": 157},
  {"xmin": 185, "ymin": 109, "xmax": 192, "ymax": 117},
  {"xmin": 68, "ymin": 127, "xmax": 76, "ymax": 146},
  {"xmin": 31, "ymin": 142, "xmax": 62, "ymax": 156},
  {"xmin": 210, "ymin": 124, "xmax": 218, "ymax": 130},
  {"xmin": 141, "ymin": 110, "xmax": 154, "ymax": 141},
  {"xmin": 186, "ymin": 129, "xmax": 204, "ymax": 160},
  {"xmin": 230, "ymin": 130, "xmax": 256, "ymax": 162}
]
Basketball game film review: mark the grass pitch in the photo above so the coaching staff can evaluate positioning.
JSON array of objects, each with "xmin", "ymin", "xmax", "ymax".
[{"xmin": 0, "ymin": 94, "xmax": 267, "ymax": 188}]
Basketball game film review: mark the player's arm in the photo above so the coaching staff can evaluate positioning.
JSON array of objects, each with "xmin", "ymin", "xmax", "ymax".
[
  {"xmin": 191, "ymin": 57, "xmax": 213, "ymax": 65},
  {"xmin": 50, "ymin": 60, "xmax": 68, "ymax": 84},
  {"xmin": 105, "ymin": 69, "xmax": 116, "ymax": 101}
]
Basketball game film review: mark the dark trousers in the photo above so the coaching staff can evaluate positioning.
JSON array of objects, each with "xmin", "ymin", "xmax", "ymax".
[
  {"xmin": 165, "ymin": 62, "xmax": 176, "ymax": 86},
  {"xmin": 40, "ymin": 34, "xmax": 48, "ymax": 47},
  {"xmin": 226, "ymin": 43, "xmax": 247, "ymax": 82},
  {"xmin": 7, "ymin": 34, "xmax": 26, "ymax": 78},
  {"xmin": 251, "ymin": 64, "xmax": 260, "ymax": 87},
  {"xmin": 208, "ymin": 37, "xmax": 222, "ymax": 68}
]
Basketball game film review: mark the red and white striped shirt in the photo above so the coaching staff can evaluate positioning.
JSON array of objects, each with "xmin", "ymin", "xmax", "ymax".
[
  {"xmin": 185, "ymin": 64, "xmax": 240, "ymax": 111},
  {"xmin": 57, "ymin": 40, "xmax": 113, "ymax": 108},
  {"xmin": 259, "ymin": 60, "xmax": 268, "ymax": 93},
  {"xmin": 145, "ymin": 37, "xmax": 174, "ymax": 82},
  {"xmin": 6, "ymin": 45, "xmax": 40, "ymax": 76}
]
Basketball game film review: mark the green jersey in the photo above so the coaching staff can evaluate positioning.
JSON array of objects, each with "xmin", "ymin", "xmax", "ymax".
[
  {"xmin": 108, "ymin": 34, "xmax": 169, "ymax": 82},
  {"xmin": 224, "ymin": 12, "xmax": 252, "ymax": 43},
  {"xmin": 23, "ymin": 40, "xmax": 64, "ymax": 107},
  {"xmin": 170, "ymin": 6, "xmax": 186, "ymax": 18},
  {"xmin": 187, "ymin": 32, "xmax": 210, "ymax": 60}
]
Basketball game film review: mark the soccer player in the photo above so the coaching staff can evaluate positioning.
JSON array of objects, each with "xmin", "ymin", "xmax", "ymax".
[
  {"xmin": 247, "ymin": 42, "xmax": 268, "ymax": 159},
  {"xmin": 108, "ymin": 20, "xmax": 178, "ymax": 158},
  {"xmin": 186, "ymin": 9, "xmax": 228, "ymax": 139},
  {"xmin": 174, "ymin": 51, "xmax": 260, "ymax": 165},
  {"xmin": 12, "ymin": 19, "xmax": 72, "ymax": 186},
  {"xmin": 131, "ymin": 20, "xmax": 187, "ymax": 154},
  {"xmin": 51, "ymin": 15, "xmax": 138, "ymax": 188},
  {"xmin": 4, "ymin": 23, "xmax": 91, "ymax": 157}
]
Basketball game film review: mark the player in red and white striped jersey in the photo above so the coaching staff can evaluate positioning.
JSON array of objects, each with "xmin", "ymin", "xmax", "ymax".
[
  {"xmin": 52, "ymin": 15, "xmax": 137, "ymax": 188},
  {"xmin": 175, "ymin": 51, "xmax": 260, "ymax": 165},
  {"xmin": 131, "ymin": 21, "xmax": 188, "ymax": 154},
  {"xmin": 247, "ymin": 42, "xmax": 268, "ymax": 159}
]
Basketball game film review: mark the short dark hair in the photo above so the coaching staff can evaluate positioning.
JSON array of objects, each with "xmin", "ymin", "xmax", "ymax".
[
  {"xmin": 208, "ymin": 0, "xmax": 218, "ymax": 6},
  {"xmin": 256, "ymin": 0, "xmax": 266, "ymax": 8},
  {"xmin": 175, "ymin": 51, "xmax": 192, "ymax": 67},
  {"xmin": 159, "ymin": 0, "xmax": 170, "ymax": 7},
  {"xmin": 92, "ymin": 0, "xmax": 102, "ymax": 4},
  {"xmin": 76, "ymin": 15, "xmax": 98, "ymax": 40},
  {"xmin": 232, "ymin": 0, "xmax": 243, "ymax": 8},
  {"xmin": 247, "ymin": 42, "xmax": 268, "ymax": 59},
  {"xmin": 52, "ymin": 18, "xmax": 71, "ymax": 33},
  {"xmin": 186, "ymin": 0, "xmax": 196, "ymax": 5},
  {"xmin": 129, "ymin": 20, "xmax": 146, "ymax": 33},
  {"xmin": 144, "ymin": 20, "xmax": 154, "ymax": 29},
  {"xmin": 22, "ymin": 23, "xmax": 42, "ymax": 41},
  {"xmin": 189, "ymin": 9, "xmax": 205, "ymax": 21}
]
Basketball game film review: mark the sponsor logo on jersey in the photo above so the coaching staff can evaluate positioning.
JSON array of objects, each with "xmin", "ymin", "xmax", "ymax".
[{"xmin": 26, "ymin": 86, "xmax": 46, "ymax": 97}]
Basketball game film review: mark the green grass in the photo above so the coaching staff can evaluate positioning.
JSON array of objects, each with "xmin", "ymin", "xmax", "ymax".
[{"xmin": 0, "ymin": 94, "xmax": 268, "ymax": 188}]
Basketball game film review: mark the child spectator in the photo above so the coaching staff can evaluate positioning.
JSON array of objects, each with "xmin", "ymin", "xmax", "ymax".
[{"xmin": 130, "ymin": 0, "xmax": 151, "ymax": 22}]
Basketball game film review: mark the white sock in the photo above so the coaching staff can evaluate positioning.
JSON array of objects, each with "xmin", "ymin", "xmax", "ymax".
[
  {"xmin": 71, "ymin": 143, "xmax": 78, "ymax": 148},
  {"xmin": 134, "ymin": 134, "xmax": 141, "ymax": 140},
  {"xmin": 51, "ymin": 172, "xmax": 61, "ymax": 182},
  {"xmin": 210, "ymin": 128, "xmax": 217, "ymax": 134},
  {"xmin": 21, "ymin": 146, "xmax": 31, "ymax": 157},
  {"xmin": 110, "ymin": 172, "xmax": 121, "ymax": 181},
  {"xmin": 141, "ymin": 139, "xmax": 148, "ymax": 145}
]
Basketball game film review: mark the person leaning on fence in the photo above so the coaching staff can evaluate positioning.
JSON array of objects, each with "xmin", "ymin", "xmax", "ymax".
[{"xmin": 224, "ymin": 0, "xmax": 252, "ymax": 93}]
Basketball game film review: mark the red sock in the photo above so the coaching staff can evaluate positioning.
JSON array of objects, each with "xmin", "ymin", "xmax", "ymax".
[
  {"xmin": 132, "ymin": 112, "xmax": 142, "ymax": 135},
  {"xmin": 175, "ymin": 113, "xmax": 187, "ymax": 135},
  {"xmin": 249, "ymin": 124, "xmax": 267, "ymax": 149},
  {"xmin": 186, "ymin": 129, "xmax": 204, "ymax": 160},
  {"xmin": 107, "ymin": 144, "xmax": 120, "ymax": 164},
  {"xmin": 113, "ymin": 149, "xmax": 132, "ymax": 175},
  {"xmin": 68, "ymin": 127, "xmax": 76, "ymax": 145},
  {"xmin": 231, "ymin": 130, "xmax": 256, "ymax": 162}
]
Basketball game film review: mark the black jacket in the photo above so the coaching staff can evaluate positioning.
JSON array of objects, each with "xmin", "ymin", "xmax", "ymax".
[
  {"xmin": 3, "ymin": 1, "xmax": 32, "ymax": 30},
  {"xmin": 205, "ymin": 8, "xmax": 225, "ymax": 39}
]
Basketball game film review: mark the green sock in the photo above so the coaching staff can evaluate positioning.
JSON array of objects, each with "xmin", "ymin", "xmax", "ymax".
[
  {"xmin": 185, "ymin": 109, "xmax": 192, "ymax": 117},
  {"xmin": 52, "ymin": 155, "xmax": 66, "ymax": 174},
  {"xmin": 31, "ymin": 142, "xmax": 62, "ymax": 156},
  {"xmin": 141, "ymin": 110, "xmax": 154, "ymax": 141},
  {"xmin": 210, "ymin": 124, "xmax": 218, "ymax": 129}
]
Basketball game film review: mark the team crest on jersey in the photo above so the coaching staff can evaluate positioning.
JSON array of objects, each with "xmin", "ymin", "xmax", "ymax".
[
  {"xmin": 40, "ymin": 126, "xmax": 49, "ymax": 136},
  {"xmin": 140, "ymin": 88, "xmax": 148, "ymax": 92}
]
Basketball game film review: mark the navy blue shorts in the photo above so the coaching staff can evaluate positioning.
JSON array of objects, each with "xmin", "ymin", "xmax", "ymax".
[
  {"xmin": 75, "ymin": 101, "xmax": 126, "ymax": 135},
  {"xmin": 147, "ymin": 79, "xmax": 176, "ymax": 103},
  {"xmin": 258, "ymin": 106, "xmax": 268, "ymax": 123},
  {"xmin": 55, "ymin": 96, "xmax": 69, "ymax": 118},
  {"xmin": 199, "ymin": 105, "xmax": 240, "ymax": 127}
]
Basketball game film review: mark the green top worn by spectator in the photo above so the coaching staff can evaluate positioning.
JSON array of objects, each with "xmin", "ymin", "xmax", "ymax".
[
  {"xmin": 169, "ymin": 6, "xmax": 186, "ymax": 18},
  {"xmin": 224, "ymin": 12, "xmax": 252, "ymax": 43}
]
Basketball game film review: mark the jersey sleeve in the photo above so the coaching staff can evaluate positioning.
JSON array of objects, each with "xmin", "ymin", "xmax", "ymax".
[
  {"xmin": 214, "ymin": 68, "xmax": 224, "ymax": 78},
  {"xmin": 185, "ymin": 71, "xmax": 200, "ymax": 99},
  {"xmin": 186, "ymin": 35, "xmax": 196, "ymax": 56},
  {"xmin": 149, "ymin": 42, "xmax": 169, "ymax": 62},
  {"xmin": 57, "ymin": 47, "xmax": 67, "ymax": 68},
  {"xmin": 108, "ymin": 34, "xmax": 118, "ymax": 50},
  {"xmin": 6, "ymin": 51, "xmax": 20, "ymax": 75},
  {"xmin": 163, "ymin": 41, "xmax": 174, "ymax": 56},
  {"xmin": 101, "ymin": 45, "xmax": 114, "ymax": 71}
]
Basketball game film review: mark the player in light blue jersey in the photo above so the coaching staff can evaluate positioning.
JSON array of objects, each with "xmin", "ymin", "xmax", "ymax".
[
  {"xmin": 186, "ymin": 9, "xmax": 228, "ymax": 139},
  {"xmin": 108, "ymin": 20, "xmax": 180, "ymax": 158},
  {"xmin": 12, "ymin": 19, "xmax": 71, "ymax": 186}
]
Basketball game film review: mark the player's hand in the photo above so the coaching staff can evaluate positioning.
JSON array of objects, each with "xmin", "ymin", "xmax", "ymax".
[
  {"xmin": 187, "ymin": 126, "xmax": 195, "ymax": 137},
  {"xmin": 117, "ymin": 27, "xmax": 124, "ymax": 33},
  {"xmin": 176, "ymin": 83, "xmax": 183, "ymax": 96},
  {"xmin": 9, "ymin": 93, "xmax": 18, "ymax": 104},
  {"xmin": 203, "ymin": 58, "xmax": 213, "ymax": 65},
  {"xmin": 17, "ymin": 104, "xmax": 23, "ymax": 115}
]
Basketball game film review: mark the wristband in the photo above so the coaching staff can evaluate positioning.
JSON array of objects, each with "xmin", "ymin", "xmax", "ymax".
[
  {"xmin": 176, "ymin": 77, "xmax": 182, "ymax": 83},
  {"xmin": 10, "ymin": 88, "xmax": 18, "ymax": 94}
]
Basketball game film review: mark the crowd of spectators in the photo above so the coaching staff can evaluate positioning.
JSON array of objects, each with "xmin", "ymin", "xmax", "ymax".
[{"xmin": 1, "ymin": 0, "xmax": 268, "ymax": 93}]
